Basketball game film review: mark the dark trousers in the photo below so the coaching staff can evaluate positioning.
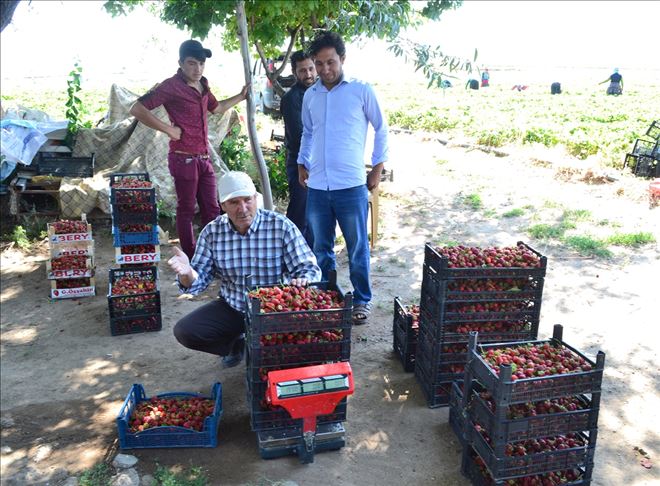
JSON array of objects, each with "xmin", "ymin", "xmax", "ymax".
[
  {"xmin": 285, "ymin": 154, "xmax": 313, "ymax": 248},
  {"xmin": 173, "ymin": 298, "xmax": 245, "ymax": 356}
]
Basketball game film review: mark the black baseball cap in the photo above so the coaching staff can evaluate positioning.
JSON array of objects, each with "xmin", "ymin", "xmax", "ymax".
[{"xmin": 179, "ymin": 40, "xmax": 212, "ymax": 61}]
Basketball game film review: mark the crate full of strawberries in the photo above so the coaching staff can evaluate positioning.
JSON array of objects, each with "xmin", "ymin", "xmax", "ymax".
[
  {"xmin": 46, "ymin": 256, "xmax": 94, "ymax": 279},
  {"xmin": 467, "ymin": 381, "xmax": 598, "ymax": 444},
  {"xmin": 110, "ymin": 173, "xmax": 156, "ymax": 205},
  {"xmin": 108, "ymin": 266, "xmax": 161, "ymax": 318},
  {"xmin": 47, "ymin": 218, "xmax": 92, "ymax": 244},
  {"xmin": 116, "ymin": 383, "xmax": 222, "ymax": 449},
  {"xmin": 110, "ymin": 313, "xmax": 162, "ymax": 336},
  {"xmin": 114, "ymin": 245, "xmax": 161, "ymax": 265},
  {"xmin": 393, "ymin": 297, "xmax": 419, "ymax": 372},
  {"xmin": 111, "ymin": 203, "xmax": 158, "ymax": 225},
  {"xmin": 463, "ymin": 445, "xmax": 588, "ymax": 486},
  {"xmin": 424, "ymin": 242, "xmax": 547, "ymax": 279},
  {"xmin": 245, "ymin": 271, "xmax": 353, "ymax": 344},
  {"xmin": 467, "ymin": 326, "xmax": 605, "ymax": 406}
]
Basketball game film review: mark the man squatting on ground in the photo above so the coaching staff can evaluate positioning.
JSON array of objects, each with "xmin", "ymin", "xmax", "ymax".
[
  {"xmin": 167, "ymin": 171, "xmax": 322, "ymax": 368},
  {"xmin": 130, "ymin": 39, "xmax": 249, "ymax": 260},
  {"xmin": 298, "ymin": 31, "xmax": 389, "ymax": 325}
]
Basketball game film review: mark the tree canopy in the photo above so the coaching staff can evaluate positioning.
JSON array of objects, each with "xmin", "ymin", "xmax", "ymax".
[{"xmin": 104, "ymin": 0, "xmax": 476, "ymax": 91}]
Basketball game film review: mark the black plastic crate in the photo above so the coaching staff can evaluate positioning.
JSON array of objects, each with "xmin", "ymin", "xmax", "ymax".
[
  {"xmin": 462, "ymin": 447, "xmax": 590, "ymax": 486},
  {"xmin": 414, "ymin": 362, "xmax": 454, "ymax": 408},
  {"xmin": 246, "ymin": 337, "xmax": 350, "ymax": 381},
  {"xmin": 108, "ymin": 266, "xmax": 161, "ymax": 318},
  {"xmin": 110, "ymin": 172, "xmax": 155, "ymax": 204},
  {"xmin": 110, "ymin": 187, "xmax": 156, "ymax": 205},
  {"xmin": 393, "ymin": 297, "xmax": 419, "ymax": 372},
  {"xmin": 647, "ymin": 120, "xmax": 660, "ymax": 141},
  {"xmin": 110, "ymin": 312, "xmax": 162, "ymax": 336},
  {"xmin": 467, "ymin": 383, "xmax": 598, "ymax": 443},
  {"xmin": 37, "ymin": 152, "xmax": 95, "ymax": 178},
  {"xmin": 424, "ymin": 242, "xmax": 547, "ymax": 279},
  {"xmin": 422, "ymin": 263, "xmax": 546, "ymax": 301},
  {"xmin": 449, "ymin": 381, "xmax": 467, "ymax": 446},
  {"xmin": 632, "ymin": 138, "xmax": 659, "ymax": 159},
  {"xmin": 421, "ymin": 287, "xmax": 542, "ymax": 327},
  {"xmin": 417, "ymin": 326, "xmax": 468, "ymax": 362},
  {"xmin": 468, "ymin": 422, "xmax": 596, "ymax": 479},
  {"xmin": 111, "ymin": 204, "xmax": 159, "ymax": 225},
  {"xmin": 245, "ymin": 271, "xmax": 353, "ymax": 346},
  {"xmin": 419, "ymin": 307, "xmax": 539, "ymax": 343},
  {"xmin": 466, "ymin": 326, "xmax": 605, "ymax": 406},
  {"xmin": 246, "ymin": 377, "xmax": 347, "ymax": 432},
  {"xmin": 415, "ymin": 339, "xmax": 465, "ymax": 384},
  {"xmin": 624, "ymin": 153, "xmax": 659, "ymax": 178}
]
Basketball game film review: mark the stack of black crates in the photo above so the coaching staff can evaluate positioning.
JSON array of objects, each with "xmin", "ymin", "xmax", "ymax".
[
  {"xmin": 415, "ymin": 242, "xmax": 547, "ymax": 407},
  {"xmin": 244, "ymin": 272, "xmax": 353, "ymax": 460},
  {"xmin": 392, "ymin": 297, "xmax": 419, "ymax": 372},
  {"xmin": 453, "ymin": 325, "xmax": 605, "ymax": 485},
  {"xmin": 624, "ymin": 120, "xmax": 660, "ymax": 178},
  {"xmin": 107, "ymin": 173, "xmax": 162, "ymax": 336}
]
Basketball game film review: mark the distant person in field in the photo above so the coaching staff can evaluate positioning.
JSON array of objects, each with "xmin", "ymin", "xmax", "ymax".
[
  {"xmin": 481, "ymin": 68, "xmax": 490, "ymax": 87},
  {"xmin": 466, "ymin": 79, "xmax": 480, "ymax": 90},
  {"xmin": 130, "ymin": 39, "xmax": 249, "ymax": 260},
  {"xmin": 600, "ymin": 68, "xmax": 623, "ymax": 95},
  {"xmin": 551, "ymin": 82, "xmax": 562, "ymax": 94}
]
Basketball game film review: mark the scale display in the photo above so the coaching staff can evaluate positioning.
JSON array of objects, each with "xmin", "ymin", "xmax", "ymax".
[{"xmin": 276, "ymin": 374, "xmax": 350, "ymax": 398}]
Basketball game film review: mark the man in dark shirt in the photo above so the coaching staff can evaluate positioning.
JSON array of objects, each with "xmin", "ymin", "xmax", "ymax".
[
  {"xmin": 130, "ymin": 40, "xmax": 249, "ymax": 259},
  {"xmin": 280, "ymin": 50, "xmax": 317, "ymax": 247},
  {"xmin": 600, "ymin": 68, "xmax": 623, "ymax": 95}
]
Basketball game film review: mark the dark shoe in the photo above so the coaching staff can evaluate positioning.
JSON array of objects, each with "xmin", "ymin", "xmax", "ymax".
[
  {"xmin": 222, "ymin": 335, "xmax": 245, "ymax": 368},
  {"xmin": 222, "ymin": 348, "xmax": 244, "ymax": 368}
]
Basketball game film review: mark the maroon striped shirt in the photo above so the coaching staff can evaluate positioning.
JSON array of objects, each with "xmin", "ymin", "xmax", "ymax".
[{"xmin": 138, "ymin": 69, "xmax": 219, "ymax": 154}]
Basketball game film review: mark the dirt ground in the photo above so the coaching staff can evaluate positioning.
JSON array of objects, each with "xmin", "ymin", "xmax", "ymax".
[{"xmin": 1, "ymin": 131, "xmax": 659, "ymax": 485}]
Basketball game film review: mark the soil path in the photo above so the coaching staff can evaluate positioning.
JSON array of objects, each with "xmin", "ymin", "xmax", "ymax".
[{"xmin": 1, "ymin": 132, "xmax": 659, "ymax": 485}]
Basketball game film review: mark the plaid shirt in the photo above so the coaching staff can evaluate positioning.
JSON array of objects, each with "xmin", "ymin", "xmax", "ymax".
[{"xmin": 179, "ymin": 209, "xmax": 321, "ymax": 312}]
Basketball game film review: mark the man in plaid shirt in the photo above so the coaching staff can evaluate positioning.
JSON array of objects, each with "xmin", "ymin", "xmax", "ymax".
[{"xmin": 168, "ymin": 171, "xmax": 321, "ymax": 368}]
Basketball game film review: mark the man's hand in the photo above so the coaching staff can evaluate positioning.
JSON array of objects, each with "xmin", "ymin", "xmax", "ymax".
[
  {"xmin": 367, "ymin": 164, "xmax": 385, "ymax": 191},
  {"xmin": 168, "ymin": 246, "xmax": 195, "ymax": 287},
  {"xmin": 240, "ymin": 84, "xmax": 251, "ymax": 100},
  {"xmin": 167, "ymin": 125, "xmax": 182, "ymax": 141},
  {"xmin": 298, "ymin": 165, "xmax": 309, "ymax": 188},
  {"xmin": 290, "ymin": 278, "xmax": 309, "ymax": 287}
]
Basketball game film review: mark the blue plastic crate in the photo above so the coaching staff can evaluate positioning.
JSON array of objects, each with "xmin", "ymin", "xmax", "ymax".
[
  {"xmin": 112, "ymin": 225, "xmax": 160, "ymax": 246},
  {"xmin": 116, "ymin": 383, "xmax": 222, "ymax": 449}
]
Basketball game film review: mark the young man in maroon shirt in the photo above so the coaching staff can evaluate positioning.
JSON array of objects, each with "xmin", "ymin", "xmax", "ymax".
[{"xmin": 130, "ymin": 39, "xmax": 249, "ymax": 259}]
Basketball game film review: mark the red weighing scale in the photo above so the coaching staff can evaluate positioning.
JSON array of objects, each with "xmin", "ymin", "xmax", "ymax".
[{"xmin": 265, "ymin": 361, "xmax": 354, "ymax": 463}]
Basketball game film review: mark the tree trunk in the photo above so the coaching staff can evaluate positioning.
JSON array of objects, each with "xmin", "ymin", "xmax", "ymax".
[
  {"xmin": 235, "ymin": 0, "xmax": 273, "ymax": 210},
  {"xmin": 1, "ymin": 0, "xmax": 20, "ymax": 32}
]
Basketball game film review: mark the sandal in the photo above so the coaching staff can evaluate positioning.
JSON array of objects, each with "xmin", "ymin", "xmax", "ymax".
[{"xmin": 352, "ymin": 303, "xmax": 372, "ymax": 325}]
